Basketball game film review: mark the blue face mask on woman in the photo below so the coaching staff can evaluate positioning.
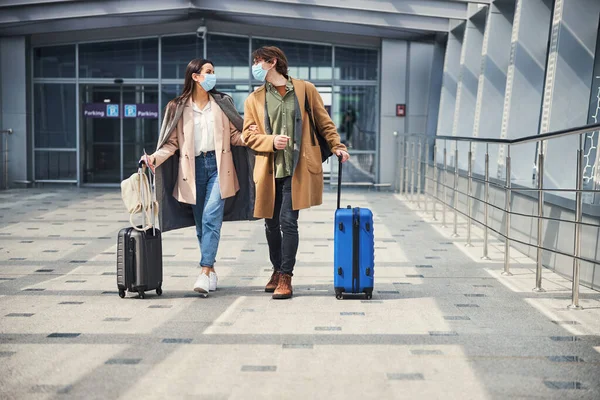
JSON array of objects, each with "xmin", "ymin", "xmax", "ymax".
[
  {"xmin": 252, "ymin": 62, "xmax": 268, "ymax": 82},
  {"xmin": 200, "ymin": 74, "xmax": 216, "ymax": 91}
]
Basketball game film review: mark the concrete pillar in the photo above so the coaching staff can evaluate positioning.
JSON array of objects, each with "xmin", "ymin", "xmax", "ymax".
[
  {"xmin": 407, "ymin": 42, "xmax": 435, "ymax": 136},
  {"xmin": 436, "ymin": 23, "xmax": 464, "ymax": 161},
  {"xmin": 0, "ymin": 37, "xmax": 29, "ymax": 187},
  {"xmin": 497, "ymin": 0, "xmax": 553, "ymax": 183},
  {"xmin": 451, "ymin": 4, "xmax": 487, "ymax": 170},
  {"xmin": 380, "ymin": 39, "xmax": 408, "ymax": 188},
  {"xmin": 541, "ymin": 0, "xmax": 600, "ymax": 193},
  {"xmin": 426, "ymin": 37, "xmax": 445, "ymax": 140},
  {"xmin": 437, "ymin": 24, "xmax": 464, "ymax": 138},
  {"xmin": 472, "ymin": 1, "xmax": 515, "ymax": 176}
]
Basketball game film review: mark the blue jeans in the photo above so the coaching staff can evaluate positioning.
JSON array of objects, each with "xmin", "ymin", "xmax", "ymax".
[
  {"xmin": 265, "ymin": 177, "xmax": 299, "ymax": 276},
  {"xmin": 191, "ymin": 152, "xmax": 225, "ymax": 268}
]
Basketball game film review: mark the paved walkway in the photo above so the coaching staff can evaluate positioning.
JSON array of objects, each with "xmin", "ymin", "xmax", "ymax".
[{"xmin": 0, "ymin": 187, "xmax": 599, "ymax": 399}]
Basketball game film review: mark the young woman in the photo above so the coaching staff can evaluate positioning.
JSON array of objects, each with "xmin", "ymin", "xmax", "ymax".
[{"xmin": 142, "ymin": 58, "xmax": 255, "ymax": 297}]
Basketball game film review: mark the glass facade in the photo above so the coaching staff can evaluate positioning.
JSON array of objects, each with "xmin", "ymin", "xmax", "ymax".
[
  {"xmin": 33, "ymin": 33, "xmax": 379, "ymax": 184},
  {"xmin": 34, "ymin": 84, "xmax": 77, "ymax": 148},
  {"xmin": 34, "ymin": 83, "xmax": 77, "ymax": 180},
  {"xmin": 34, "ymin": 45, "xmax": 76, "ymax": 78},
  {"xmin": 79, "ymin": 38, "xmax": 158, "ymax": 79},
  {"xmin": 35, "ymin": 151, "xmax": 77, "ymax": 181},
  {"xmin": 584, "ymin": 24, "xmax": 600, "ymax": 204},
  {"xmin": 334, "ymin": 47, "xmax": 378, "ymax": 81},
  {"xmin": 252, "ymin": 39, "xmax": 332, "ymax": 81},
  {"xmin": 207, "ymin": 35, "xmax": 250, "ymax": 80},
  {"xmin": 161, "ymin": 35, "xmax": 204, "ymax": 79}
]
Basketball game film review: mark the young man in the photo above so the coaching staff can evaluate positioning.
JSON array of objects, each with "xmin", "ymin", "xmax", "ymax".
[{"xmin": 242, "ymin": 46, "xmax": 350, "ymax": 299}]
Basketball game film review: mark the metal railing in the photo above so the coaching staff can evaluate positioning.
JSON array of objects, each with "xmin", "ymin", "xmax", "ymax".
[
  {"xmin": 1, "ymin": 129, "xmax": 13, "ymax": 190},
  {"xmin": 396, "ymin": 123, "xmax": 600, "ymax": 310}
]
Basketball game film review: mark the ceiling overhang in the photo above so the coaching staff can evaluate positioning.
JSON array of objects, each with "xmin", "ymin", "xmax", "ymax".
[{"xmin": 0, "ymin": 0, "xmax": 478, "ymax": 40}]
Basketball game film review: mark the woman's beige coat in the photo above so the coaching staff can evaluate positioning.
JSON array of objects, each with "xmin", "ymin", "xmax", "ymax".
[{"xmin": 153, "ymin": 96, "xmax": 244, "ymax": 205}]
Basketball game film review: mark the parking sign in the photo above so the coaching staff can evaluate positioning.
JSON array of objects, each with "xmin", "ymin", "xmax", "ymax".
[
  {"xmin": 106, "ymin": 104, "xmax": 119, "ymax": 117},
  {"xmin": 124, "ymin": 104, "xmax": 137, "ymax": 118}
]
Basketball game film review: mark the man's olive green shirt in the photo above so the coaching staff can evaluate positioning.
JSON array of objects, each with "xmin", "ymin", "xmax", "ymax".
[{"xmin": 266, "ymin": 78, "xmax": 295, "ymax": 178}]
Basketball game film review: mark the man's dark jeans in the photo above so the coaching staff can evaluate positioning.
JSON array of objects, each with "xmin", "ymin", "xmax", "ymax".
[{"xmin": 265, "ymin": 177, "xmax": 299, "ymax": 276}]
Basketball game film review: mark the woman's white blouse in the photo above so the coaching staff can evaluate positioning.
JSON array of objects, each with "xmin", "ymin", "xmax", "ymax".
[{"xmin": 192, "ymin": 101, "xmax": 215, "ymax": 155}]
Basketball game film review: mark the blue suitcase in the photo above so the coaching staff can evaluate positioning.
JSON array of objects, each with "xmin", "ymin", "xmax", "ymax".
[{"xmin": 333, "ymin": 158, "xmax": 375, "ymax": 300}]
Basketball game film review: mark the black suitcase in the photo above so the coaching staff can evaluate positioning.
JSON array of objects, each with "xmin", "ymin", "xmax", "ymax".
[
  {"xmin": 116, "ymin": 161, "xmax": 163, "ymax": 299},
  {"xmin": 117, "ymin": 227, "xmax": 163, "ymax": 299}
]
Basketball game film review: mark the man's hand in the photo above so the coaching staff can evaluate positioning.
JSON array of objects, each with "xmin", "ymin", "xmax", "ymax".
[
  {"xmin": 273, "ymin": 135, "xmax": 290, "ymax": 150},
  {"xmin": 336, "ymin": 149, "xmax": 350, "ymax": 163}
]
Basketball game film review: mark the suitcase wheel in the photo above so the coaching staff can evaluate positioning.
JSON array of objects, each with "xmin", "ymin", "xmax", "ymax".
[
  {"xmin": 335, "ymin": 291, "xmax": 343, "ymax": 300},
  {"xmin": 118, "ymin": 289, "xmax": 126, "ymax": 299},
  {"xmin": 138, "ymin": 291, "xmax": 146, "ymax": 299},
  {"xmin": 156, "ymin": 286, "xmax": 162, "ymax": 296},
  {"xmin": 365, "ymin": 293, "xmax": 373, "ymax": 300}
]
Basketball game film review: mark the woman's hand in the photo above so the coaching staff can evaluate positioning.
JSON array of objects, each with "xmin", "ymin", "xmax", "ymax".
[
  {"xmin": 239, "ymin": 124, "xmax": 259, "ymax": 146},
  {"xmin": 139, "ymin": 154, "xmax": 155, "ymax": 173}
]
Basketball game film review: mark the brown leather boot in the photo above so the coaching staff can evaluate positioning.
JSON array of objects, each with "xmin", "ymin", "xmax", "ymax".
[
  {"xmin": 273, "ymin": 274, "xmax": 293, "ymax": 299},
  {"xmin": 265, "ymin": 271, "xmax": 280, "ymax": 293}
]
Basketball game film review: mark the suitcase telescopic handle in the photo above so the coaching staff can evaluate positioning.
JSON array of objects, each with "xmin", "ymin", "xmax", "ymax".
[
  {"xmin": 337, "ymin": 155, "xmax": 343, "ymax": 210},
  {"xmin": 136, "ymin": 157, "xmax": 157, "ymax": 234}
]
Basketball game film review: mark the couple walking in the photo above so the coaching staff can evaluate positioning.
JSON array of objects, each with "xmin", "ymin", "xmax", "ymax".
[{"xmin": 141, "ymin": 46, "xmax": 349, "ymax": 299}]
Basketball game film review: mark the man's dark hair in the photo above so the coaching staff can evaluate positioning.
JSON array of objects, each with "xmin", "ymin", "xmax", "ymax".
[{"xmin": 252, "ymin": 46, "xmax": 289, "ymax": 79}]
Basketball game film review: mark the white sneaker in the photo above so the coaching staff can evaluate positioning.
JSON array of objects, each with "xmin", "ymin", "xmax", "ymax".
[
  {"xmin": 193, "ymin": 273, "xmax": 210, "ymax": 295},
  {"xmin": 209, "ymin": 271, "xmax": 218, "ymax": 292}
]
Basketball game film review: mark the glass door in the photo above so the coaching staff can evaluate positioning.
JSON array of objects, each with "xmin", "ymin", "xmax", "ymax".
[
  {"xmin": 80, "ymin": 84, "xmax": 159, "ymax": 184},
  {"xmin": 80, "ymin": 85, "xmax": 120, "ymax": 184},
  {"xmin": 332, "ymin": 85, "xmax": 378, "ymax": 184},
  {"xmin": 122, "ymin": 86, "xmax": 159, "ymax": 175}
]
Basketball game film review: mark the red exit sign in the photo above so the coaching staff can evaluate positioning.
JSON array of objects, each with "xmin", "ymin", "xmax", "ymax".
[{"xmin": 396, "ymin": 104, "xmax": 406, "ymax": 117}]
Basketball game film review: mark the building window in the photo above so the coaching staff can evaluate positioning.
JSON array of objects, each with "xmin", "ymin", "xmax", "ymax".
[
  {"xmin": 335, "ymin": 47, "xmax": 378, "ymax": 80},
  {"xmin": 34, "ymin": 83, "xmax": 76, "ymax": 148},
  {"xmin": 34, "ymin": 83, "xmax": 77, "ymax": 181},
  {"xmin": 207, "ymin": 35, "xmax": 249, "ymax": 80},
  {"xmin": 218, "ymin": 85, "xmax": 251, "ymax": 115},
  {"xmin": 34, "ymin": 45, "xmax": 76, "ymax": 78},
  {"xmin": 79, "ymin": 39, "xmax": 158, "ymax": 79},
  {"xmin": 252, "ymin": 39, "xmax": 332, "ymax": 81},
  {"xmin": 161, "ymin": 35, "xmax": 204, "ymax": 79},
  {"xmin": 161, "ymin": 84, "xmax": 181, "ymax": 111},
  {"xmin": 35, "ymin": 151, "xmax": 77, "ymax": 180}
]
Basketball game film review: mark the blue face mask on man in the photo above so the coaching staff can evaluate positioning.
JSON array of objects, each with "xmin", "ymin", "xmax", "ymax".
[
  {"xmin": 252, "ymin": 62, "xmax": 268, "ymax": 82},
  {"xmin": 200, "ymin": 74, "xmax": 216, "ymax": 91}
]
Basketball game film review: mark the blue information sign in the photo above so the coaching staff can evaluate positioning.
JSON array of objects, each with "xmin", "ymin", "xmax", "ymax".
[
  {"xmin": 106, "ymin": 104, "xmax": 119, "ymax": 117},
  {"xmin": 124, "ymin": 104, "xmax": 137, "ymax": 117},
  {"xmin": 83, "ymin": 103, "xmax": 158, "ymax": 118}
]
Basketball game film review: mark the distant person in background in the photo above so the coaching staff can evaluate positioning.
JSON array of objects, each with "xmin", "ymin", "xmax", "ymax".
[{"xmin": 342, "ymin": 106, "xmax": 356, "ymax": 148}]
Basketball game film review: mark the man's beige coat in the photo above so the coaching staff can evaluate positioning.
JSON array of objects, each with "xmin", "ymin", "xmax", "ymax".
[{"xmin": 242, "ymin": 79, "xmax": 346, "ymax": 219}]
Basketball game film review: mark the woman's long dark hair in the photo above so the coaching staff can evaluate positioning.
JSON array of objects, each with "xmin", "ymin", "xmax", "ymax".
[{"xmin": 167, "ymin": 58, "xmax": 224, "ymax": 114}]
